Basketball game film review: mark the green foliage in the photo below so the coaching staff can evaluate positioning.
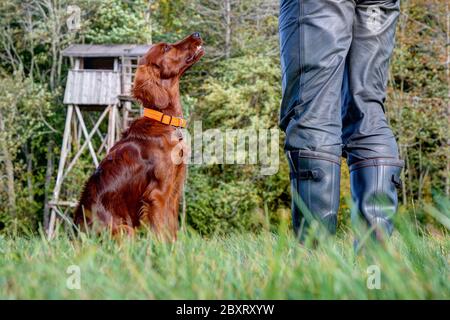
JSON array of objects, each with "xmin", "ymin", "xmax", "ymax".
[
  {"xmin": 196, "ymin": 55, "xmax": 281, "ymax": 128},
  {"xmin": 83, "ymin": 0, "xmax": 149, "ymax": 44},
  {"xmin": 0, "ymin": 0, "xmax": 448, "ymax": 236},
  {"xmin": 186, "ymin": 167, "xmax": 263, "ymax": 235},
  {"xmin": 0, "ymin": 75, "xmax": 54, "ymax": 229},
  {"xmin": 390, "ymin": 99, "xmax": 447, "ymax": 206},
  {"xmin": 387, "ymin": 2, "xmax": 449, "ymax": 207},
  {"xmin": 182, "ymin": 54, "xmax": 288, "ymax": 234},
  {"xmin": 0, "ymin": 75, "xmax": 53, "ymax": 158}
]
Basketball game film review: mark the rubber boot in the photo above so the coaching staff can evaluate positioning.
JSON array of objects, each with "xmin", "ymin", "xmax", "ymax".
[
  {"xmin": 349, "ymin": 158, "xmax": 404, "ymax": 242},
  {"xmin": 287, "ymin": 150, "xmax": 341, "ymax": 241}
]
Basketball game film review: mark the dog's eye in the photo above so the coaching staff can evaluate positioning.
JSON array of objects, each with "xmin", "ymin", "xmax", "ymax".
[{"xmin": 163, "ymin": 45, "xmax": 171, "ymax": 53}]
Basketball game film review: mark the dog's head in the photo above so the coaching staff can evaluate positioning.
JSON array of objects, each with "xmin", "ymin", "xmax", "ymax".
[{"xmin": 132, "ymin": 33, "xmax": 204, "ymax": 109}]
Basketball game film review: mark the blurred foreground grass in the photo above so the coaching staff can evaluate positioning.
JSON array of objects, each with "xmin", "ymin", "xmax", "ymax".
[{"xmin": 0, "ymin": 206, "xmax": 449, "ymax": 299}]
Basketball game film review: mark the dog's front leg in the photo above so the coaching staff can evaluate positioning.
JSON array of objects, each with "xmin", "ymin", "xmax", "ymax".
[{"xmin": 140, "ymin": 187, "xmax": 176, "ymax": 241}]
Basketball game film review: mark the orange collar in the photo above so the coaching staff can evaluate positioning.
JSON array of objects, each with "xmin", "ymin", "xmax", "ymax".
[{"xmin": 143, "ymin": 108, "xmax": 187, "ymax": 128}]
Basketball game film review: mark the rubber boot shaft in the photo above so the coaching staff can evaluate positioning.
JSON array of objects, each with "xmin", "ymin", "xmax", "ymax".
[
  {"xmin": 350, "ymin": 158, "xmax": 404, "ymax": 240},
  {"xmin": 287, "ymin": 150, "xmax": 341, "ymax": 241}
]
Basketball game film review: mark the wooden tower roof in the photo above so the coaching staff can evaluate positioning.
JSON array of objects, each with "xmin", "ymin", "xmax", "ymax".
[{"xmin": 62, "ymin": 44, "xmax": 151, "ymax": 58}]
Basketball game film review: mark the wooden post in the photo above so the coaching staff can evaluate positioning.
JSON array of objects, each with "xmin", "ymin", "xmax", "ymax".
[
  {"xmin": 446, "ymin": 3, "xmax": 450, "ymax": 197},
  {"xmin": 47, "ymin": 105, "xmax": 74, "ymax": 239},
  {"xmin": 107, "ymin": 104, "xmax": 117, "ymax": 152},
  {"xmin": 145, "ymin": 0, "xmax": 153, "ymax": 45},
  {"xmin": 62, "ymin": 106, "xmax": 110, "ymax": 181},
  {"xmin": 74, "ymin": 105, "xmax": 99, "ymax": 167}
]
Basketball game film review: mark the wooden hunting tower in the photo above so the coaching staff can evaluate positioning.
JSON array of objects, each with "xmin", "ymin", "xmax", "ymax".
[{"xmin": 47, "ymin": 44, "xmax": 151, "ymax": 237}]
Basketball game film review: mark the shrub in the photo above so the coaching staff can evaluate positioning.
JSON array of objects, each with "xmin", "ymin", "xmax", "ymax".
[{"xmin": 185, "ymin": 167, "xmax": 264, "ymax": 235}]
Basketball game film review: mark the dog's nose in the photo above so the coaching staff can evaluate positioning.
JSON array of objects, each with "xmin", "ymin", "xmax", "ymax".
[{"xmin": 192, "ymin": 32, "xmax": 201, "ymax": 39}]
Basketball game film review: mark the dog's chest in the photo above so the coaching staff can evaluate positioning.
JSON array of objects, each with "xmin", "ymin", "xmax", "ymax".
[{"xmin": 169, "ymin": 128, "xmax": 190, "ymax": 166}]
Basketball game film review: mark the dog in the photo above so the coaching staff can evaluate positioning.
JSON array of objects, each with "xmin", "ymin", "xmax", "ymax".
[{"xmin": 74, "ymin": 33, "xmax": 205, "ymax": 239}]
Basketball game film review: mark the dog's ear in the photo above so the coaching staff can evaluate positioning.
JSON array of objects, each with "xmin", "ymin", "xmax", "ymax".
[{"xmin": 132, "ymin": 65, "xmax": 169, "ymax": 109}]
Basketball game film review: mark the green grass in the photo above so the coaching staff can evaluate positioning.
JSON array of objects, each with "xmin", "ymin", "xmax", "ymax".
[{"xmin": 1, "ymin": 211, "xmax": 449, "ymax": 300}]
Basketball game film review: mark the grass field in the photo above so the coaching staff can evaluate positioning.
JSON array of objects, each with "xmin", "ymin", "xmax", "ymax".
[{"xmin": 0, "ymin": 208, "xmax": 449, "ymax": 299}]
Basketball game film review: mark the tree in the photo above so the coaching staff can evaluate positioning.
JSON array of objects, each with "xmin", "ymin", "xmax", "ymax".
[{"xmin": 0, "ymin": 75, "xmax": 53, "ymax": 226}]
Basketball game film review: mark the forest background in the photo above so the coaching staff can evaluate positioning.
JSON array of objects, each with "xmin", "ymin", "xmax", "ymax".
[{"xmin": 0, "ymin": 0, "xmax": 448, "ymax": 236}]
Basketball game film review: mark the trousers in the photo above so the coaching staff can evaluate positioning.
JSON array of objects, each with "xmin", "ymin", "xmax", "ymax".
[{"xmin": 279, "ymin": 0, "xmax": 400, "ymax": 165}]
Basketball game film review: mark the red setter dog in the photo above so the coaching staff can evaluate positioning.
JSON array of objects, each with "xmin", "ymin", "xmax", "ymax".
[{"xmin": 74, "ymin": 33, "xmax": 204, "ymax": 239}]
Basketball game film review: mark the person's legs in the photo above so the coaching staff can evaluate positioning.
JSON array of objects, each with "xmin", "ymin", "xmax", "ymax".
[
  {"xmin": 342, "ymin": 0, "xmax": 400, "ymax": 164},
  {"xmin": 279, "ymin": 0, "xmax": 354, "ymax": 240},
  {"xmin": 287, "ymin": 150, "xmax": 341, "ymax": 239},
  {"xmin": 342, "ymin": 0, "xmax": 404, "ymax": 240},
  {"xmin": 280, "ymin": 0, "xmax": 354, "ymax": 155}
]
